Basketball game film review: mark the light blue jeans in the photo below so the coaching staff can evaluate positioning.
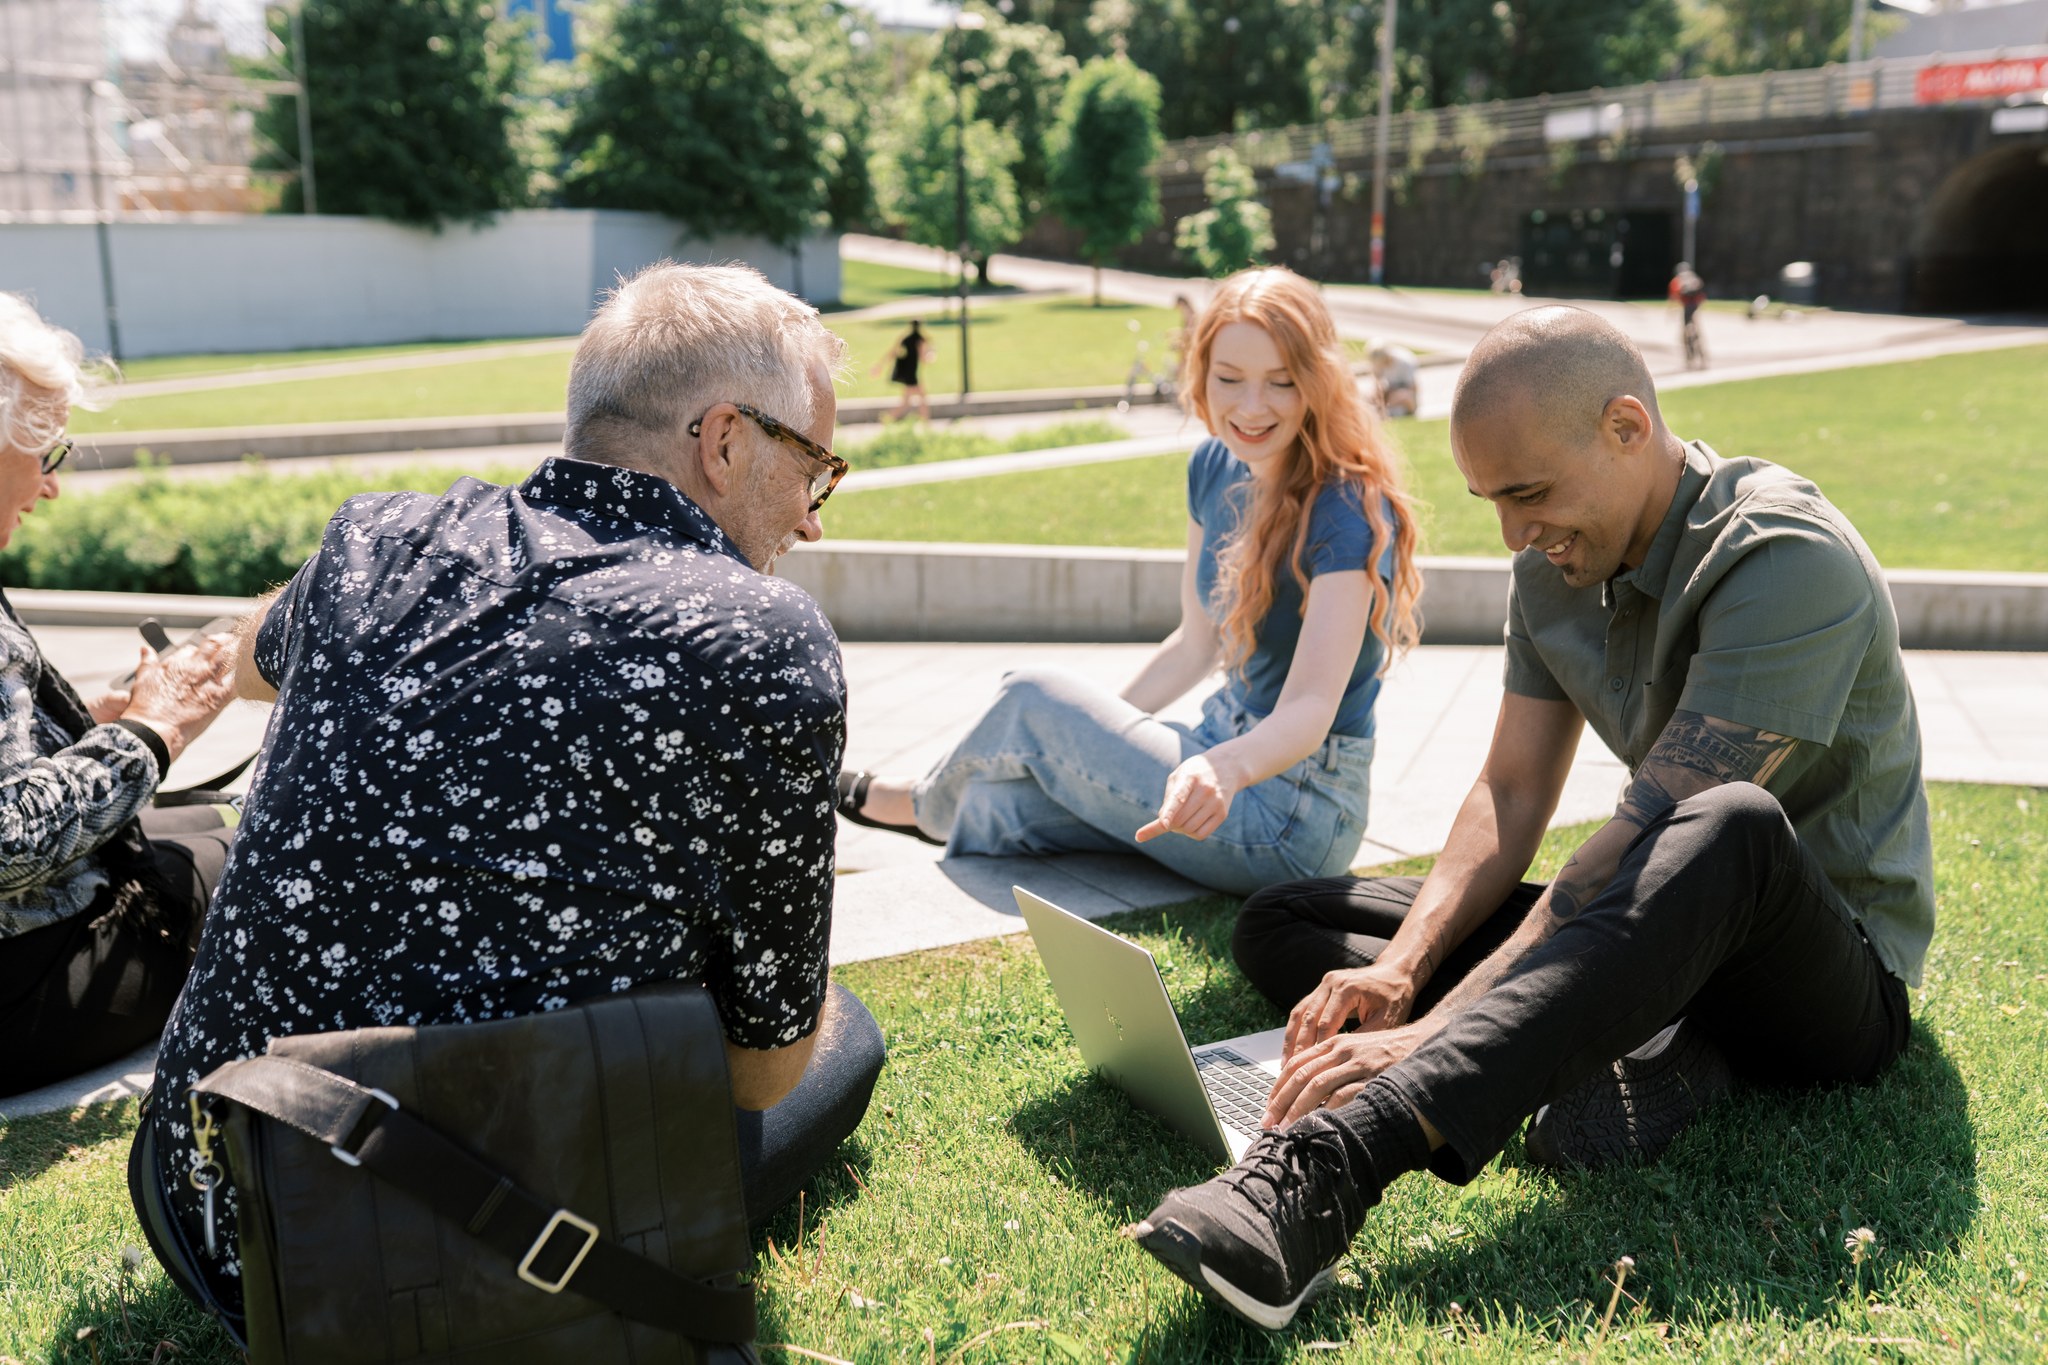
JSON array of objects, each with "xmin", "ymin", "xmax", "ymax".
[{"xmin": 911, "ymin": 666, "xmax": 1375, "ymax": 897}]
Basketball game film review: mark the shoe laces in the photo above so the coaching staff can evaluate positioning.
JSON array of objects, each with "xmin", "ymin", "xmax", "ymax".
[{"xmin": 1220, "ymin": 1126, "xmax": 1368, "ymax": 1270}]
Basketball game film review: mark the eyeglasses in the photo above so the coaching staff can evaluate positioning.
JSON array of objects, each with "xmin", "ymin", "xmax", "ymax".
[
  {"xmin": 707, "ymin": 403, "xmax": 846, "ymax": 510},
  {"xmin": 38, "ymin": 439, "xmax": 70, "ymax": 476},
  {"xmin": 690, "ymin": 403, "xmax": 847, "ymax": 511}
]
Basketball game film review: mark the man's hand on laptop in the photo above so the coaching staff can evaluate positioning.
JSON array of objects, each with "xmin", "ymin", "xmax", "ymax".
[
  {"xmin": 1261, "ymin": 1019, "xmax": 1434, "ymax": 1128},
  {"xmin": 1282, "ymin": 962, "xmax": 1419, "ymax": 1060}
]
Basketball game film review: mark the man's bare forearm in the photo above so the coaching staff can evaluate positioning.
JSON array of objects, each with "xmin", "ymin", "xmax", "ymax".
[
  {"xmin": 234, "ymin": 589, "xmax": 284, "ymax": 703},
  {"xmin": 1421, "ymin": 711, "xmax": 1800, "ymax": 1022},
  {"xmin": 1377, "ymin": 774, "xmax": 1556, "ymax": 985}
]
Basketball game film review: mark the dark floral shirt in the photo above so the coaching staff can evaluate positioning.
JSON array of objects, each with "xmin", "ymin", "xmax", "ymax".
[
  {"xmin": 0, "ymin": 602, "xmax": 159, "ymax": 936},
  {"xmin": 149, "ymin": 457, "xmax": 844, "ymax": 1297}
]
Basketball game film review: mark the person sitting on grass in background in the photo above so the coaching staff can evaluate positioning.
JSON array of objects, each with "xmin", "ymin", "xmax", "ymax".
[
  {"xmin": 0, "ymin": 292, "xmax": 239, "ymax": 1100},
  {"xmin": 1167, "ymin": 293, "xmax": 1200, "ymax": 393},
  {"xmin": 835, "ymin": 267, "xmax": 1423, "ymax": 898},
  {"xmin": 1131, "ymin": 305, "xmax": 1930, "ymax": 1331},
  {"xmin": 874, "ymin": 319, "xmax": 934, "ymax": 422},
  {"xmin": 1368, "ymin": 342, "xmax": 1419, "ymax": 419},
  {"xmin": 135, "ymin": 262, "xmax": 886, "ymax": 1326}
]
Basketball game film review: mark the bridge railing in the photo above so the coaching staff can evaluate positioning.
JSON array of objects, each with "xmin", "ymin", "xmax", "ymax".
[{"xmin": 1155, "ymin": 45, "xmax": 2048, "ymax": 173}]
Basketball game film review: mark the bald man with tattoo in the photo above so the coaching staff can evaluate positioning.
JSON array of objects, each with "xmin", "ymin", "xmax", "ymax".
[{"xmin": 1130, "ymin": 306, "xmax": 1932, "ymax": 1330}]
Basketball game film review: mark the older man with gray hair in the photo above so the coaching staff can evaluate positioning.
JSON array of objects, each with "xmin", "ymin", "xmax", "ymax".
[{"xmin": 137, "ymin": 262, "xmax": 882, "ymax": 1324}]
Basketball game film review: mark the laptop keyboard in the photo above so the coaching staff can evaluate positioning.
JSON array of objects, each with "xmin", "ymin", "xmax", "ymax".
[{"xmin": 1195, "ymin": 1047, "xmax": 1274, "ymax": 1135}]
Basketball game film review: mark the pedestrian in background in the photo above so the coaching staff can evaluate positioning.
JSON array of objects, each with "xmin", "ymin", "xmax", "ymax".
[{"xmin": 874, "ymin": 319, "xmax": 934, "ymax": 421}]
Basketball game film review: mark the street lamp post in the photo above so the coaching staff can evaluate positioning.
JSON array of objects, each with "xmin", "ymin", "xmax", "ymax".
[
  {"xmin": 1368, "ymin": 0, "xmax": 1397, "ymax": 285},
  {"xmin": 288, "ymin": 1, "xmax": 318, "ymax": 213},
  {"xmin": 950, "ymin": 11, "xmax": 984, "ymax": 399},
  {"xmin": 81, "ymin": 79, "xmax": 123, "ymax": 364}
]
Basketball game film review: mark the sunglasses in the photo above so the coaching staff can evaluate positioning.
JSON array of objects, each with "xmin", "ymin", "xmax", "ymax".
[
  {"xmin": 38, "ymin": 439, "xmax": 70, "ymax": 476},
  {"xmin": 689, "ymin": 403, "xmax": 847, "ymax": 511}
]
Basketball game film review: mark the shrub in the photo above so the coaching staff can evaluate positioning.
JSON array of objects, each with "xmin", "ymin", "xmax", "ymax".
[{"xmin": 3, "ymin": 421, "xmax": 1131, "ymax": 595}]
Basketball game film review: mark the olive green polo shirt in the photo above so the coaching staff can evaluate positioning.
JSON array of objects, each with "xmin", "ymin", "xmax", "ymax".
[{"xmin": 1503, "ymin": 441, "xmax": 1934, "ymax": 985}]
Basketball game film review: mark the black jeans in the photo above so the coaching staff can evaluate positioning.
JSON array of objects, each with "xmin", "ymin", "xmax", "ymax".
[
  {"xmin": 0, "ymin": 806, "xmax": 234, "ymax": 1098},
  {"xmin": 734, "ymin": 981, "xmax": 888, "ymax": 1226},
  {"xmin": 1233, "ymin": 783, "xmax": 1912, "ymax": 1181}
]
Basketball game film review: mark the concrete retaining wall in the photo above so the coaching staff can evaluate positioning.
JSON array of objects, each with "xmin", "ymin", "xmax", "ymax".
[
  {"xmin": 0, "ymin": 211, "xmax": 839, "ymax": 359},
  {"xmin": 780, "ymin": 542, "xmax": 2048, "ymax": 652}
]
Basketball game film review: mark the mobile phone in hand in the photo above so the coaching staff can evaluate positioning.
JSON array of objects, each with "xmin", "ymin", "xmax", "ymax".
[{"xmin": 114, "ymin": 616, "xmax": 241, "ymax": 689}]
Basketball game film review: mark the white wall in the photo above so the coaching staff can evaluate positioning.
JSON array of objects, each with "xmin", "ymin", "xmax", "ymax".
[{"xmin": 0, "ymin": 210, "xmax": 843, "ymax": 358}]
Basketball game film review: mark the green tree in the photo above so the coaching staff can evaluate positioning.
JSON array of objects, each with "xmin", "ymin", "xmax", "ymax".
[
  {"xmin": 1006, "ymin": 0, "xmax": 1104, "ymax": 65},
  {"xmin": 1086, "ymin": 0, "xmax": 1317, "ymax": 140},
  {"xmin": 950, "ymin": 7, "xmax": 1078, "ymax": 222},
  {"xmin": 252, "ymin": 0, "xmax": 529, "ymax": 226},
  {"xmin": 1174, "ymin": 147, "xmax": 1272, "ymax": 277},
  {"xmin": 757, "ymin": 0, "xmax": 886, "ymax": 230},
  {"xmin": 1395, "ymin": 0, "xmax": 1683, "ymax": 105},
  {"xmin": 559, "ymin": 0, "xmax": 834, "ymax": 246},
  {"xmin": 1683, "ymin": 0, "xmax": 1890, "ymax": 75},
  {"xmin": 1047, "ymin": 56, "xmax": 1162, "ymax": 305},
  {"xmin": 869, "ymin": 71, "xmax": 1023, "ymax": 272}
]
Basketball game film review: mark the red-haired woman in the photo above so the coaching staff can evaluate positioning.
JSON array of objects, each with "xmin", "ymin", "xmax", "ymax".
[{"xmin": 838, "ymin": 268, "xmax": 1422, "ymax": 894}]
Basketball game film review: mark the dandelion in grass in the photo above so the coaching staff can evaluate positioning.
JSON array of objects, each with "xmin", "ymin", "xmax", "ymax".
[{"xmin": 1845, "ymin": 1226, "xmax": 1881, "ymax": 1301}]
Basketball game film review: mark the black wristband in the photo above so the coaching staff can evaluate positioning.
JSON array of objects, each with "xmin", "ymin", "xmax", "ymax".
[{"xmin": 111, "ymin": 718, "xmax": 172, "ymax": 780}]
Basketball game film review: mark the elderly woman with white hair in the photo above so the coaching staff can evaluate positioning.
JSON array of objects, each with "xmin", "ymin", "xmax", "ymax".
[{"xmin": 0, "ymin": 292, "xmax": 239, "ymax": 1097}]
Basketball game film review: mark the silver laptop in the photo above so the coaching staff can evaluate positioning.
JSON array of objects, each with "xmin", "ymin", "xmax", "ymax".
[{"xmin": 1014, "ymin": 885, "xmax": 1287, "ymax": 1164}]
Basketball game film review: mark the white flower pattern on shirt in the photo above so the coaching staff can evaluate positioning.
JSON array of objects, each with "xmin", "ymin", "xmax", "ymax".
[{"xmin": 148, "ymin": 458, "xmax": 845, "ymax": 1300}]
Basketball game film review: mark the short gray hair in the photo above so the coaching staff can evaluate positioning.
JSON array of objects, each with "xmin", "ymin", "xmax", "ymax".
[
  {"xmin": 0, "ymin": 292, "xmax": 94, "ymax": 454},
  {"xmin": 564, "ymin": 262, "xmax": 844, "ymax": 469}
]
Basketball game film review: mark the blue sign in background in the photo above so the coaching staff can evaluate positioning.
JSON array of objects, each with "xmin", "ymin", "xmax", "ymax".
[{"xmin": 506, "ymin": 0, "xmax": 575, "ymax": 60}]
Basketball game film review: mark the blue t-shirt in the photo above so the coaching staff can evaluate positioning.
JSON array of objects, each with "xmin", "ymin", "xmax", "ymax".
[{"xmin": 1188, "ymin": 437, "xmax": 1391, "ymax": 738}]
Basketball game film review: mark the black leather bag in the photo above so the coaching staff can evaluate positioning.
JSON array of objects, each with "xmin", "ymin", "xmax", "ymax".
[{"xmin": 171, "ymin": 985, "xmax": 758, "ymax": 1364}]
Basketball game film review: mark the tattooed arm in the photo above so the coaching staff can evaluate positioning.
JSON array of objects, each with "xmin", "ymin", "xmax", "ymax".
[
  {"xmin": 1264, "ymin": 708, "xmax": 1800, "ymax": 1125},
  {"xmin": 1430, "ymin": 711, "xmax": 1796, "ymax": 1006}
]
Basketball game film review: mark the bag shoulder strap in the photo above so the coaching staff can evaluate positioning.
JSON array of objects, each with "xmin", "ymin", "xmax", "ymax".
[{"xmin": 193, "ymin": 1054, "xmax": 756, "ymax": 1344}]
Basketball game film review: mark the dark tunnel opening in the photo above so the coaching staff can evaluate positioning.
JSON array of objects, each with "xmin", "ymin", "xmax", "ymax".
[{"xmin": 1910, "ymin": 141, "xmax": 2048, "ymax": 313}]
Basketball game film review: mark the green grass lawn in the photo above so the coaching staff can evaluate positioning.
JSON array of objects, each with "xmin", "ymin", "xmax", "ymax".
[
  {"xmin": 108, "ymin": 337, "xmax": 567, "ymax": 385},
  {"xmin": 828, "ymin": 345, "xmax": 2048, "ymax": 573},
  {"xmin": 0, "ymin": 419, "xmax": 1129, "ymax": 598},
  {"xmin": 3, "ymin": 782, "xmax": 2041, "ymax": 1361},
  {"xmin": 101, "ymin": 259, "xmax": 973, "ymax": 390},
  {"xmin": 70, "ymin": 296, "xmax": 1181, "ymax": 434},
  {"xmin": 831, "ymin": 257, "xmax": 1016, "ymax": 312}
]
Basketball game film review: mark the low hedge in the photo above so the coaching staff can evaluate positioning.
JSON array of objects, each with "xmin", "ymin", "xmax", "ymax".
[{"xmin": 2, "ymin": 419, "xmax": 1131, "ymax": 597}]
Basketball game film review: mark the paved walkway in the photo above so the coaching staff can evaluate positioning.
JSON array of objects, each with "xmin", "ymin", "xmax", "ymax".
[
  {"xmin": 5, "ymin": 623, "xmax": 2041, "ymax": 1121},
  {"xmin": 841, "ymin": 236, "xmax": 2048, "ymax": 422}
]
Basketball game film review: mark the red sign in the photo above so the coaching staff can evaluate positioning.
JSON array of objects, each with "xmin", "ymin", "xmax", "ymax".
[{"xmin": 1915, "ymin": 57, "xmax": 2048, "ymax": 105}]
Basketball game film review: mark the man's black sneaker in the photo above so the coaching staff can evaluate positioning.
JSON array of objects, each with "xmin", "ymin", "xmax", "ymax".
[
  {"xmin": 1524, "ymin": 1017, "xmax": 1734, "ymax": 1170},
  {"xmin": 1127, "ymin": 1116, "xmax": 1370, "ymax": 1330}
]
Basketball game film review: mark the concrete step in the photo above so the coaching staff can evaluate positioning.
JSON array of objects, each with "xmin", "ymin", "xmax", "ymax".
[
  {"xmin": 829, "ymin": 852, "xmax": 1208, "ymax": 966},
  {"xmin": 0, "ymin": 853, "xmax": 1207, "ymax": 1120},
  {"xmin": 0, "ymin": 1044, "xmax": 156, "ymax": 1121}
]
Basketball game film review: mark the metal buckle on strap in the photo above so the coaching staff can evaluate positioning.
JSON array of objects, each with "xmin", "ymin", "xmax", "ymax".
[
  {"xmin": 328, "ymin": 1087, "xmax": 400, "ymax": 1168},
  {"xmin": 517, "ymin": 1208, "xmax": 601, "ymax": 1294}
]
